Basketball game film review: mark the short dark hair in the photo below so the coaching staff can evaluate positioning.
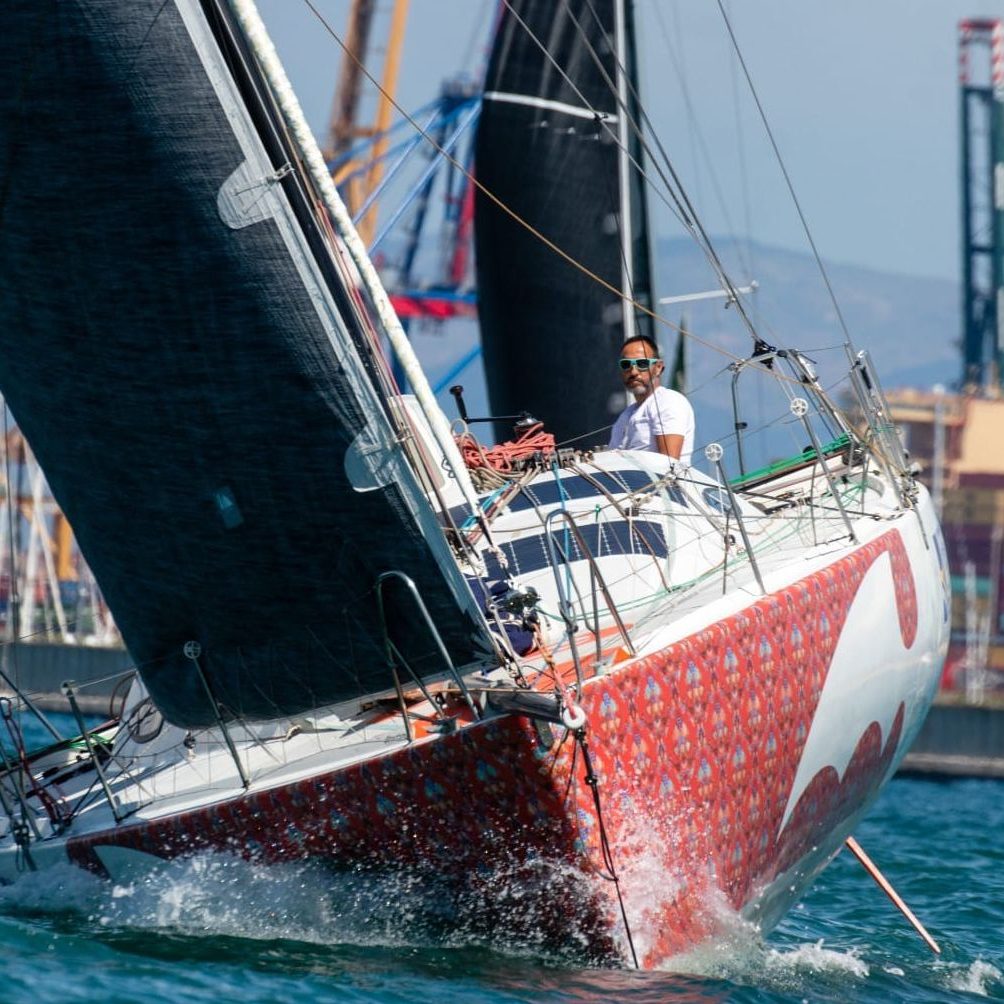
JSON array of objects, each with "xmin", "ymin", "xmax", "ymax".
[{"xmin": 620, "ymin": 334, "xmax": 661, "ymax": 359}]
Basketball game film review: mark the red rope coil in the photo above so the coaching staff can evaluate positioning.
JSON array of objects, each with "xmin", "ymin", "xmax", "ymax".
[{"xmin": 455, "ymin": 422, "xmax": 556, "ymax": 472}]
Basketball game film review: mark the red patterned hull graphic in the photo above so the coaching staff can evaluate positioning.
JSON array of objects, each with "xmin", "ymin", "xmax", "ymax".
[{"xmin": 68, "ymin": 529, "xmax": 918, "ymax": 966}]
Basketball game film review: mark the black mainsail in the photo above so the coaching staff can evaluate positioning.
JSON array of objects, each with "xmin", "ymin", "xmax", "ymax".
[
  {"xmin": 0, "ymin": 0, "xmax": 488, "ymax": 727},
  {"xmin": 474, "ymin": 0, "xmax": 656, "ymax": 446}
]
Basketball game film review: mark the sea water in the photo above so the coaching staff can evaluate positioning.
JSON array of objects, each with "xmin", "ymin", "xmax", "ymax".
[{"xmin": 0, "ymin": 713, "xmax": 1000, "ymax": 1003}]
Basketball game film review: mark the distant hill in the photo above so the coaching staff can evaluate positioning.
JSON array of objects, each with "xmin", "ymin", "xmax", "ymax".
[
  {"xmin": 656, "ymin": 236, "xmax": 959, "ymax": 392},
  {"xmin": 652, "ymin": 237, "xmax": 960, "ymax": 470},
  {"xmin": 417, "ymin": 237, "xmax": 961, "ymax": 462}
]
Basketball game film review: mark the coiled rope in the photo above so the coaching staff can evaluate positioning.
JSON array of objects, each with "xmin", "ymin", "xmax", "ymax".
[{"xmin": 455, "ymin": 422, "xmax": 556, "ymax": 474}]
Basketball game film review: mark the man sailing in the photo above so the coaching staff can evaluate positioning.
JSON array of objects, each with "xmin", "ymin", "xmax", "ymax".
[{"xmin": 609, "ymin": 335, "xmax": 695, "ymax": 463}]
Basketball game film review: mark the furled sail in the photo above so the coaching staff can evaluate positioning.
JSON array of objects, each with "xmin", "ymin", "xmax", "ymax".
[
  {"xmin": 474, "ymin": 0, "xmax": 656, "ymax": 446},
  {"xmin": 0, "ymin": 0, "xmax": 489, "ymax": 728}
]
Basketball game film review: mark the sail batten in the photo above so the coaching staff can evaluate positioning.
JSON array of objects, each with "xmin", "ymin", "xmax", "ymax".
[
  {"xmin": 483, "ymin": 91, "xmax": 618, "ymax": 121},
  {"xmin": 0, "ymin": 0, "xmax": 487, "ymax": 727}
]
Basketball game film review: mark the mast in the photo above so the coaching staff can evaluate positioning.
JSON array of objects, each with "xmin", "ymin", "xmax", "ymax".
[
  {"xmin": 622, "ymin": 0, "xmax": 657, "ymax": 350},
  {"xmin": 614, "ymin": 0, "xmax": 636, "ymax": 344}
]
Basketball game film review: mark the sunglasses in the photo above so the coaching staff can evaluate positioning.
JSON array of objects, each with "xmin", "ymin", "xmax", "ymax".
[{"xmin": 618, "ymin": 357, "xmax": 661, "ymax": 372}]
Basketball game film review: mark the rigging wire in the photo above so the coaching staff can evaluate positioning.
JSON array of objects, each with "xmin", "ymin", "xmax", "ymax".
[
  {"xmin": 294, "ymin": 0, "xmax": 858, "ymax": 478},
  {"xmin": 511, "ymin": 0, "xmax": 851, "ymax": 455},
  {"xmin": 507, "ymin": 0, "xmax": 863, "ymax": 443},
  {"xmin": 565, "ymin": 0, "xmax": 762, "ymax": 341},
  {"xmin": 671, "ymin": 3, "xmax": 704, "ymax": 217},
  {"xmin": 299, "ymin": 0, "xmax": 789, "ymax": 379},
  {"xmin": 503, "ymin": 0, "xmax": 857, "ymax": 460},
  {"xmin": 727, "ymin": 12, "xmax": 757, "ymax": 290},
  {"xmin": 714, "ymin": 0, "xmax": 856, "ymax": 350},
  {"xmin": 649, "ymin": 0, "xmax": 751, "ymax": 280},
  {"xmin": 507, "ymin": 0, "xmax": 762, "ymax": 345},
  {"xmin": 574, "ymin": 725, "xmax": 640, "ymax": 968}
]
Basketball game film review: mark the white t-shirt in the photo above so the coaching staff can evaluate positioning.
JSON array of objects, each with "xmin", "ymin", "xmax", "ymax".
[{"xmin": 609, "ymin": 386, "xmax": 695, "ymax": 464}]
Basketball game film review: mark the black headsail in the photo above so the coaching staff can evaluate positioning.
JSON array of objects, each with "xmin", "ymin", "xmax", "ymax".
[
  {"xmin": 474, "ymin": 0, "xmax": 656, "ymax": 446},
  {"xmin": 0, "ymin": 0, "xmax": 489, "ymax": 727}
]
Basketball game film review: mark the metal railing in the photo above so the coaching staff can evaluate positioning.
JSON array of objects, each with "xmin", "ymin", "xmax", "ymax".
[
  {"xmin": 848, "ymin": 349, "xmax": 911, "ymax": 506},
  {"xmin": 541, "ymin": 509, "xmax": 636, "ymax": 692},
  {"xmin": 0, "ymin": 664, "xmax": 137, "ymax": 849},
  {"xmin": 375, "ymin": 571, "xmax": 481, "ymax": 738}
]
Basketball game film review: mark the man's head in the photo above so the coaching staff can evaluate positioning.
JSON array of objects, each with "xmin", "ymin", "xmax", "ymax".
[{"xmin": 618, "ymin": 335, "xmax": 664, "ymax": 402}]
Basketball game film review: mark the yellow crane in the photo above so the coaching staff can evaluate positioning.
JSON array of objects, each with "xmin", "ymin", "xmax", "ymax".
[{"xmin": 326, "ymin": 0, "xmax": 410, "ymax": 247}]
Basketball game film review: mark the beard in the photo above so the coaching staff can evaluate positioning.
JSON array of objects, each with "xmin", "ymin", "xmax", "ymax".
[{"xmin": 627, "ymin": 375, "xmax": 655, "ymax": 400}]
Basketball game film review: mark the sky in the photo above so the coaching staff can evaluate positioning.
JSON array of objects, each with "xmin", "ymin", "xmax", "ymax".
[{"xmin": 256, "ymin": 0, "xmax": 990, "ymax": 285}]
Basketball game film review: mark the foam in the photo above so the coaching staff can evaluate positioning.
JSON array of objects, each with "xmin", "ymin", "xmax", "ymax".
[
  {"xmin": 0, "ymin": 851, "xmax": 609, "ymax": 964},
  {"xmin": 940, "ymin": 959, "xmax": 1003, "ymax": 997},
  {"xmin": 661, "ymin": 920, "xmax": 870, "ymax": 993}
]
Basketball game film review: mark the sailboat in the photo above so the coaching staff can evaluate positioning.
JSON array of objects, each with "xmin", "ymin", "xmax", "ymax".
[{"xmin": 0, "ymin": 0, "xmax": 948, "ymax": 968}]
